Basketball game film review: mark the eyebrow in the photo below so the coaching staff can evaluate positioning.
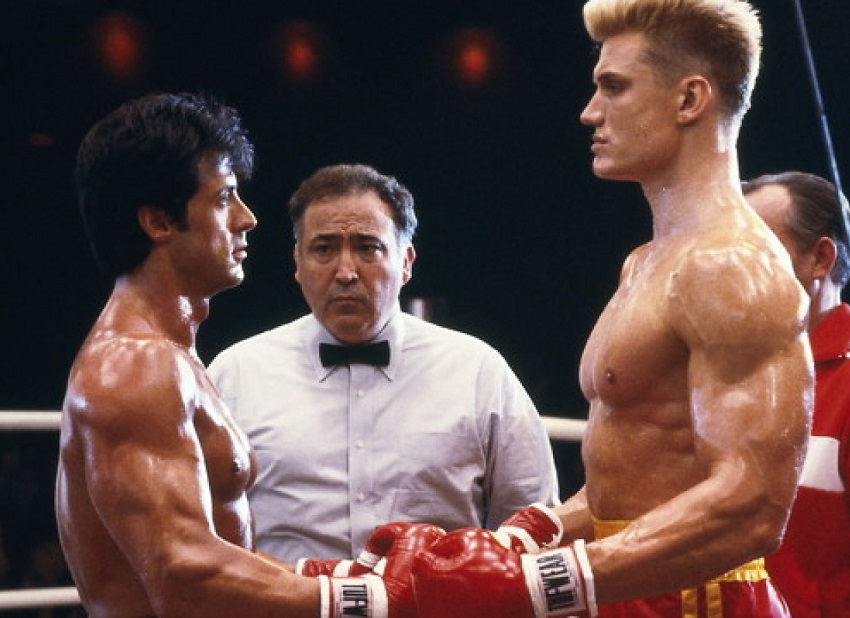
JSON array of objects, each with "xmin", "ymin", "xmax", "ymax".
[
  {"xmin": 309, "ymin": 232, "xmax": 384, "ymax": 243},
  {"xmin": 593, "ymin": 62, "xmax": 630, "ymax": 81}
]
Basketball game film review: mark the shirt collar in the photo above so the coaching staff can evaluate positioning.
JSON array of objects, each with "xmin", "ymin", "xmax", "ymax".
[{"xmin": 305, "ymin": 306, "xmax": 404, "ymax": 381}]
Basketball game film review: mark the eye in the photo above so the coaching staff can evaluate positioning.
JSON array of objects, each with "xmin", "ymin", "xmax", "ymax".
[
  {"xmin": 217, "ymin": 187, "xmax": 235, "ymax": 207},
  {"xmin": 602, "ymin": 80, "xmax": 625, "ymax": 96},
  {"xmin": 358, "ymin": 242, "xmax": 384, "ymax": 260},
  {"xmin": 307, "ymin": 240, "xmax": 338, "ymax": 263}
]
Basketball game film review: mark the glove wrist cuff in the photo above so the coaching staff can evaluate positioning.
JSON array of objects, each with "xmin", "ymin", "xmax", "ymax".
[
  {"xmin": 318, "ymin": 575, "xmax": 388, "ymax": 618},
  {"xmin": 522, "ymin": 540, "xmax": 597, "ymax": 617}
]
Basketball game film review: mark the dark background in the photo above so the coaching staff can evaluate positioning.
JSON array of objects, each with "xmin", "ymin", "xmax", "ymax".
[{"xmin": 1, "ymin": 0, "xmax": 849, "ymax": 601}]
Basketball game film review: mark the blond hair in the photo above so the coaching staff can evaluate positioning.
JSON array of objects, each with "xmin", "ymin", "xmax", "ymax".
[{"xmin": 583, "ymin": 0, "xmax": 761, "ymax": 123}]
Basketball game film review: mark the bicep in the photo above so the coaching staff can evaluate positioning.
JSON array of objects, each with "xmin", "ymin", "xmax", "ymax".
[
  {"xmin": 81, "ymin": 382, "xmax": 216, "ymax": 575},
  {"xmin": 689, "ymin": 338, "xmax": 811, "ymax": 460},
  {"xmin": 675, "ymin": 253, "xmax": 812, "ymax": 491}
]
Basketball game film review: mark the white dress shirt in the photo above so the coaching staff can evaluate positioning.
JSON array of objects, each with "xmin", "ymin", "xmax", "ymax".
[{"xmin": 208, "ymin": 307, "xmax": 559, "ymax": 562}]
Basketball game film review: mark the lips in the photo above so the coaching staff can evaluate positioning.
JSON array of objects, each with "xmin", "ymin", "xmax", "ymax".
[
  {"xmin": 330, "ymin": 295, "xmax": 362, "ymax": 303},
  {"xmin": 233, "ymin": 246, "xmax": 248, "ymax": 260},
  {"xmin": 590, "ymin": 135, "xmax": 607, "ymax": 154}
]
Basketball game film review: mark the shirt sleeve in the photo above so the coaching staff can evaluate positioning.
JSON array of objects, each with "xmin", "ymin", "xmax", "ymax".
[{"xmin": 477, "ymin": 350, "xmax": 561, "ymax": 529}]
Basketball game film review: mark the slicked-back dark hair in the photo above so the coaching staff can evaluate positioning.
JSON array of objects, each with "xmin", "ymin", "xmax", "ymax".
[{"xmin": 76, "ymin": 92, "xmax": 254, "ymax": 278}]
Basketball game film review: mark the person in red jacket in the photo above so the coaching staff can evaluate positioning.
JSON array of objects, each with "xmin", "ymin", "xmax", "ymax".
[{"xmin": 744, "ymin": 171, "xmax": 850, "ymax": 617}]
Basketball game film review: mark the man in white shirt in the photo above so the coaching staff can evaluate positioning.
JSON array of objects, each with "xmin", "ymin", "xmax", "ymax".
[{"xmin": 208, "ymin": 163, "xmax": 559, "ymax": 563}]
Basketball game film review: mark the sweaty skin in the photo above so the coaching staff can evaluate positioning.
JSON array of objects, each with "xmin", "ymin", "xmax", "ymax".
[
  {"xmin": 550, "ymin": 29, "xmax": 813, "ymax": 604},
  {"xmin": 55, "ymin": 157, "xmax": 319, "ymax": 618}
]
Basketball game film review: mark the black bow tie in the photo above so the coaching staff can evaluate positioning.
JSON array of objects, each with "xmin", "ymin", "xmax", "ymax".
[{"xmin": 319, "ymin": 341, "xmax": 391, "ymax": 367}]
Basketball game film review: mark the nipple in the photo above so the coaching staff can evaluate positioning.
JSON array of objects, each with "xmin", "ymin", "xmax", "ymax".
[{"xmin": 605, "ymin": 369, "xmax": 615, "ymax": 384}]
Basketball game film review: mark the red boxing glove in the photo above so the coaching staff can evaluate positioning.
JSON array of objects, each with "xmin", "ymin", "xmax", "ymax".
[
  {"xmin": 493, "ymin": 503, "xmax": 564, "ymax": 554},
  {"xmin": 297, "ymin": 520, "xmax": 430, "ymax": 577},
  {"xmin": 412, "ymin": 528, "xmax": 597, "ymax": 618},
  {"xmin": 296, "ymin": 558, "xmax": 367, "ymax": 577},
  {"xmin": 319, "ymin": 522, "xmax": 445, "ymax": 618},
  {"xmin": 296, "ymin": 544, "xmax": 384, "ymax": 577}
]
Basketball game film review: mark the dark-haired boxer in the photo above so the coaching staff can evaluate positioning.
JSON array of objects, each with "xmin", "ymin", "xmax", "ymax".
[{"xmin": 55, "ymin": 91, "xmax": 435, "ymax": 618}]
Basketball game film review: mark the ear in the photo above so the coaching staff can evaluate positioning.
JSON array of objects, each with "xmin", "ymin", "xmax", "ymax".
[
  {"xmin": 401, "ymin": 244, "xmax": 416, "ymax": 285},
  {"xmin": 137, "ymin": 205, "xmax": 175, "ymax": 243},
  {"xmin": 293, "ymin": 243, "xmax": 302, "ymax": 283},
  {"xmin": 676, "ymin": 76, "xmax": 711, "ymax": 125},
  {"xmin": 811, "ymin": 236, "xmax": 837, "ymax": 280}
]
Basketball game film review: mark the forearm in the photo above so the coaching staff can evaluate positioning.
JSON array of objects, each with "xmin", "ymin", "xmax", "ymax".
[
  {"xmin": 145, "ymin": 542, "xmax": 320, "ymax": 618},
  {"xmin": 585, "ymin": 470, "xmax": 788, "ymax": 604},
  {"xmin": 553, "ymin": 485, "xmax": 595, "ymax": 544}
]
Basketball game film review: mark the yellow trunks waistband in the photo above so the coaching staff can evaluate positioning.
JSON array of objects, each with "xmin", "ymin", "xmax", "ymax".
[{"xmin": 591, "ymin": 516, "xmax": 768, "ymax": 583}]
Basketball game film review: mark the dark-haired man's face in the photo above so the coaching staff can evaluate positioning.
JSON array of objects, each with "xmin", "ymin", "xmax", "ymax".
[
  {"xmin": 294, "ymin": 190, "xmax": 415, "ymax": 344},
  {"xmin": 170, "ymin": 155, "xmax": 257, "ymax": 297}
]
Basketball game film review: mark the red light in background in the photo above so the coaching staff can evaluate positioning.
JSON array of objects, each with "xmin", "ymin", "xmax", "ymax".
[
  {"xmin": 458, "ymin": 40, "xmax": 491, "ymax": 83},
  {"xmin": 445, "ymin": 29, "xmax": 503, "ymax": 88},
  {"xmin": 276, "ymin": 21, "xmax": 324, "ymax": 82},
  {"xmin": 28, "ymin": 133, "xmax": 54, "ymax": 148},
  {"xmin": 92, "ymin": 12, "xmax": 145, "ymax": 80}
]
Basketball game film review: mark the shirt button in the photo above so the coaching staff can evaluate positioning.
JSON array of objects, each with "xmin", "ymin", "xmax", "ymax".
[
  {"xmin": 357, "ymin": 389, "xmax": 365, "ymax": 398},
  {"xmin": 357, "ymin": 492, "xmax": 366, "ymax": 502},
  {"xmin": 355, "ymin": 440, "xmax": 365, "ymax": 449}
]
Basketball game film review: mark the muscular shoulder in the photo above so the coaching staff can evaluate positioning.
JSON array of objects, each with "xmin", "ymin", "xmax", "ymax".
[
  {"xmin": 668, "ymin": 236, "xmax": 807, "ymax": 362},
  {"xmin": 620, "ymin": 242, "xmax": 652, "ymax": 283},
  {"xmin": 67, "ymin": 333, "xmax": 198, "ymax": 434}
]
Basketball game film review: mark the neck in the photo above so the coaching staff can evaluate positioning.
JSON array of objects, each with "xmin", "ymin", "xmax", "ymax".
[
  {"xmin": 642, "ymin": 122, "xmax": 741, "ymax": 239},
  {"xmin": 112, "ymin": 274, "xmax": 208, "ymax": 350},
  {"xmin": 807, "ymin": 282, "xmax": 843, "ymax": 332},
  {"xmin": 645, "ymin": 164, "xmax": 742, "ymax": 240}
]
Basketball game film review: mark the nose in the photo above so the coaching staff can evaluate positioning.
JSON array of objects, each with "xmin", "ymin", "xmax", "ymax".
[
  {"xmin": 334, "ymin": 248, "xmax": 358, "ymax": 284},
  {"xmin": 233, "ymin": 195, "xmax": 257, "ymax": 232},
  {"xmin": 579, "ymin": 92, "xmax": 601, "ymax": 127}
]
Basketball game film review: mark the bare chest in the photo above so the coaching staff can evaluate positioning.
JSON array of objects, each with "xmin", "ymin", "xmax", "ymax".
[
  {"xmin": 194, "ymin": 382, "xmax": 256, "ymax": 499},
  {"xmin": 579, "ymin": 260, "xmax": 688, "ymax": 409}
]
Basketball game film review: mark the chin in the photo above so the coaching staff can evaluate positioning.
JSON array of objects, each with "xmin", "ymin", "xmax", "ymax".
[
  {"xmin": 326, "ymin": 319, "xmax": 372, "ymax": 344},
  {"xmin": 593, "ymin": 165, "xmax": 634, "ymax": 183},
  {"xmin": 591, "ymin": 159, "xmax": 614, "ymax": 176},
  {"xmin": 218, "ymin": 272, "xmax": 245, "ymax": 292}
]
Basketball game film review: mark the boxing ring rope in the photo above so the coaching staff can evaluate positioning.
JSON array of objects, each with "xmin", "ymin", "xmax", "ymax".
[
  {"xmin": 0, "ymin": 410, "xmax": 587, "ymax": 611},
  {"xmin": 0, "ymin": 411, "xmax": 592, "ymax": 440},
  {"xmin": 0, "ymin": 587, "xmax": 82, "ymax": 612}
]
